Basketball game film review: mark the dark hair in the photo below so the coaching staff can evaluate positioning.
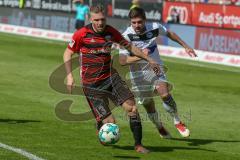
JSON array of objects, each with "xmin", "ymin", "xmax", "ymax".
[
  {"xmin": 128, "ymin": 7, "xmax": 146, "ymax": 20},
  {"xmin": 90, "ymin": 4, "xmax": 105, "ymax": 14}
]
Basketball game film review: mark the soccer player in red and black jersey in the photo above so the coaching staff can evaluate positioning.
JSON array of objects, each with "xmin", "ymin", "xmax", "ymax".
[{"xmin": 63, "ymin": 5, "xmax": 160, "ymax": 153}]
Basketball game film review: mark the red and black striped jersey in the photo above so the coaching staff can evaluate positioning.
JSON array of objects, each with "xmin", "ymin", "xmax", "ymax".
[{"xmin": 68, "ymin": 24, "xmax": 129, "ymax": 84}]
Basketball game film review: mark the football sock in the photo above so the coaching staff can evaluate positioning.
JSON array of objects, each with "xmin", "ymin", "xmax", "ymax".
[
  {"xmin": 147, "ymin": 111, "xmax": 163, "ymax": 129},
  {"xmin": 129, "ymin": 114, "xmax": 142, "ymax": 146},
  {"xmin": 162, "ymin": 94, "xmax": 181, "ymax": 124},
  {"xmin": 96, "ymin": 121, "xmax": 103, "ymax": 131}
]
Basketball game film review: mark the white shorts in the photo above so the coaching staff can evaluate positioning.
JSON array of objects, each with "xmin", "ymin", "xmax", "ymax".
[{"xmin": 130, "ymin": 65, "xmax": 172, "ymax": 105}]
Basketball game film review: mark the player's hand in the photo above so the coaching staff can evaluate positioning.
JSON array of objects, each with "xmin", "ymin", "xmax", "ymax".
[
  {"xmin": 66, "ymin": 76, "xmax": 75, "ymax": 94},
  {"xmin": 142, "ymin": 48, "xmax": 150, "ymax": 56},
  {"xmin": 185, "ymin": 47, "xmax": 197, "ymax": 57},
  {"xmin": 148, "ymin": 59, "xmax": 161, "ymax": 76}
]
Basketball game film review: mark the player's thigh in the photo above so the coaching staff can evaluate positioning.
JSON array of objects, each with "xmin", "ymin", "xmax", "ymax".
[
  {"xmin": 83, "ymin": 87, "xmax": 112, "ymax": 122},
  {"xmin": 110, "ymin": 73, "xmax": 135, "ymax": 107}
]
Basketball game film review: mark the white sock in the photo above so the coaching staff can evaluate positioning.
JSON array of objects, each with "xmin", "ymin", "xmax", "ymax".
[
  {"xmin": 163, "ymin": 102, "xmax": 181, "ymax": 125},
  {"xmin": 148, "ymin": 111, "xmax": 163, "ymax": 129}
]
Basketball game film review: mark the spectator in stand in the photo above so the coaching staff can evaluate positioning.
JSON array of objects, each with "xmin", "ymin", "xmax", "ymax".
[
  {"xmin": 73, "ymin": 0, "xmax": 89, "ymax": 30},
  {"xmin": 236, "ymin": 0, "xmax": 240, "ymax": 5},
  {"xmin": 19, "ymin": 0, "xmax": 25, "ymax": 8},
  {"xmin": 167, "ymin": 8, "xmax": 180, "ymax": 24},
  {"xmin": 130, "ymin": 0, "xmax": 140, "ymax": 10},
  {"xmin": 231, "ymin": 0, "xmax": 240, "ymax": 5}
]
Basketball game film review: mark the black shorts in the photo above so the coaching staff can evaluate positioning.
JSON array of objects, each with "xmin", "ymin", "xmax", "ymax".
[
  {"xmin": 75, "ymin": 20, "xmax": 85, "ymax": 30},
  {"xmin": 83, "ymin": 72, "xmax": 134, "ymax": 122}
]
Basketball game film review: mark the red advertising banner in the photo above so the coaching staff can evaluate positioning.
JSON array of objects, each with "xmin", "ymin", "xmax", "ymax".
[
  {"xmin": 163, "ymin": 2, "xmax": 192, "ymax": 24},
  {"xmin": 192, "ymin": 4, "xmax": 224, "ymax": 28},
  {"xmin": 195, "ymin": 27, "xmax": 240, "ymax": 55},
  {"xmin": 163, "ymin": 1, "xmax": 240, "ymax": 29},
  {"xmin": 224, "ymin": 5, "xmax": 240, "ymax": 29}
]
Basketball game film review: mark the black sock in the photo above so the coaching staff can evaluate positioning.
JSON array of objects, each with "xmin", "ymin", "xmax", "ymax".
[
  {"xmin": 96, "ymin": 121, "xmax": 103, "ymax": 131},
  {"xmin": 129, "ymin": 114, "xmax": 142, "ymax": 146}
]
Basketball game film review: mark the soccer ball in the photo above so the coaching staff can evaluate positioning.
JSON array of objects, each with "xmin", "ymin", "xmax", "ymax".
[{"xmin": 98, "ymin": 123, "xmax": 120, "ymax": 144}]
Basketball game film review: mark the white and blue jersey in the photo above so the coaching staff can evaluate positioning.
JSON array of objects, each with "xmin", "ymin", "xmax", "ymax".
[
  {"xmin": 119, "ymin": 22, "xmax": 170, "ymax": 102},
  {"xmin": 120, "ymin": 22, "xmax": 167, "ymax": 60}
]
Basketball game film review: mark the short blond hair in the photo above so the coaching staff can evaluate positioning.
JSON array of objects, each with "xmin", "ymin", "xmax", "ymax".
[{"xmin": 90, "ymin": 4, "xmax": 105, "ymax": 14}]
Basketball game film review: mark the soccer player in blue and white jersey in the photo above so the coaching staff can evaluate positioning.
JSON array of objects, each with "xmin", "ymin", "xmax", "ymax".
[{"xmin": 119, "ymin": 7, "xmax": 197, "ymax": 138}]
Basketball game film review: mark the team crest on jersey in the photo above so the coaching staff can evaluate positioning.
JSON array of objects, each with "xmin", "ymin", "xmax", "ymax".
[
  {"xmin": 146, "ymin": 32, "xmax": 153, "ymax": 39},
  {"xmin": 69, "ymin": 39, "xmax": 75, "ymax": 48},
  {"xmin": 105, "ymin": 35, "xmax": 112, "ymax": 41}
]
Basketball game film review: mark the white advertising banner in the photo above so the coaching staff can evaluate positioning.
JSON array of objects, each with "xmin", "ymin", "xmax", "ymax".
[{"xmin": 1, "ymin": 23, "xmax": 239, "ymax": 68}]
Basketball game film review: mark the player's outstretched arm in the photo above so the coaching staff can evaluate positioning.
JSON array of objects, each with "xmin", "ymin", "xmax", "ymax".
[
  {"xmin": 167, "ymin": 31, "xmax": 197, "ymax": 57},
  {"xmin": 119, "ymin": 48, "xmax": 149, "ymax": 65},
  {"xmin": 119, "ymin": 55, "xmax": 141, "ymax": 65},
  {"xmin": 63, "ymin": 48, "xmax": 75, "ymax": 94},
  {"xmin": 123, "ymin": 44, "xmax": 161, "ymax": 75}
]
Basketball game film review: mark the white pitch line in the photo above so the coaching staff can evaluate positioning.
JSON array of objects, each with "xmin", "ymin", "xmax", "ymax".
[{"xmin": 0, "ymin": 142, "xmax": 45, "ymax": 160}]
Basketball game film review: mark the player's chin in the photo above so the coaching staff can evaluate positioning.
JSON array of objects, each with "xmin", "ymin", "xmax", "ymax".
[
  {"xmin": 97, "ymin": 27, "xmax": 105, "ymax": 32},
  {"xmin": 135, "ymin": 30, "xmax": 141, "ymax": 34}
]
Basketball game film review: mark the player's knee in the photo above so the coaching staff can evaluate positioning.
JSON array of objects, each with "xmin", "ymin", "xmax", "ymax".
[
  {"xmin": 122, "ymin": 98, "xmax": 137, "ymax": 113},
  {"xmin": 125, "ymin": 98, "xmax": 136, "ymax": 106},
  {"xmin": 156, "ymin": 83, "xmax": 169, "ymax": 98},
  {"xmin": 108, "ymin": 118, "xmax": 115, "ymax": 124},
  {"xmin": 103, "ymin": 114, "xmax": 116, "ymax": 124},
  {"xmin": 160, "ymin": 92, "xmax": 170, "ymax": 99},
  {"xmin": 127, "ymin": 105, "xmax": 138, "ymax": 117}
]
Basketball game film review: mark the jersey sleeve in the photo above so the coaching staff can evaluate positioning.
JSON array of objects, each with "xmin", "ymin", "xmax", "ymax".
[
  {"xmin": 119, "ymin": 31, "xmax": 131, "ymax": 56},
  {"xmin": 67, "ymin": 30, "xmax": 83, "ymax": 53},
  {"xmin": 109, "ymin": 26, "xmax": 130, "ymax": 48},
  {"xmin": 156, "ymin": 23, "xmax": 168, "ymax": 36}
]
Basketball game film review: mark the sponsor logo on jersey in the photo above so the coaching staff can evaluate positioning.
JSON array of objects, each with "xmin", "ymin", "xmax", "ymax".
[
  {"xmin": 88, "ymin": 47, "xmax": 112, "ymax": 54},
  {"xmin": 105, "ymin": 35, "xmax": 112, "ymax": 41},
  {"xmin": 69, "ymin": 39, "xmax": 75, "ymax": 48}
]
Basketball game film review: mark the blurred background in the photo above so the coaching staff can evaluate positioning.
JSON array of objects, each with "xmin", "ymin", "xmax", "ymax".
[
  {"xmin": 0, "ymin": 1, "xmax": 240, "ymax": 159},
  {"xmin": 0, "ymin": 0, "xmax": 239, "ymax": 57}
]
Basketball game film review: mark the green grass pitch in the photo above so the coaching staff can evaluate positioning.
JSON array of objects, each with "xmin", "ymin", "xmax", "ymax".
[{"xmin": 0, "ymin": 32, "xmax": 240, "ymax": 160}]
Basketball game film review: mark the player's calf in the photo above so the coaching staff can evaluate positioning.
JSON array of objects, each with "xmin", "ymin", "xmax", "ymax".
[
  {"xmin": 142, "ymin": 98, "xmax": 172, "ymax": 139},
  {"xmin": 122, "ymin": 99, "xmax": 150, "ymax": 153}
]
